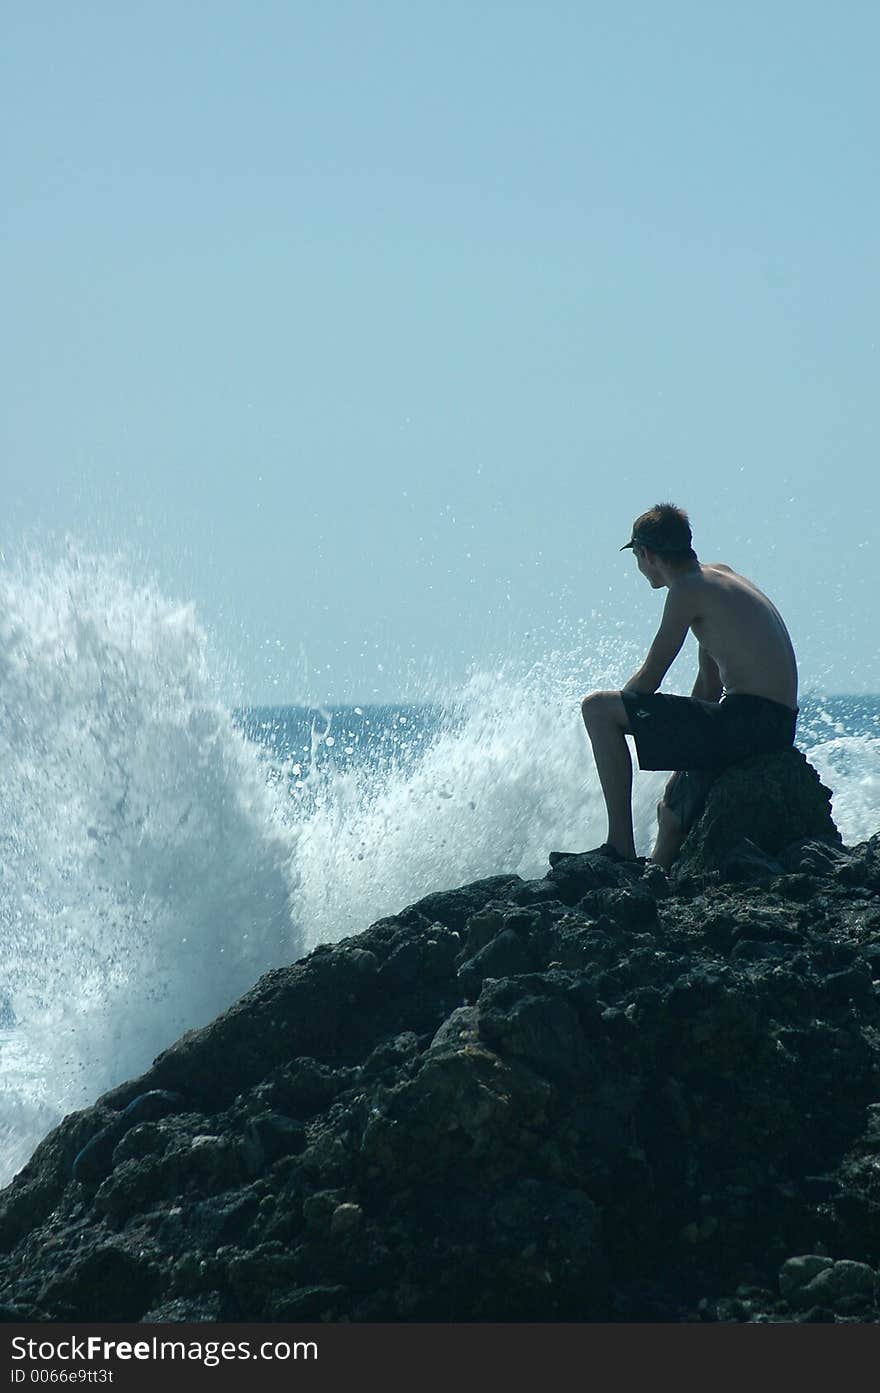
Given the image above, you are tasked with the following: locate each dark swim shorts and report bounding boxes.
[619,691,799,834]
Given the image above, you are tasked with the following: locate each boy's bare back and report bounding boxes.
[673,563,798,709]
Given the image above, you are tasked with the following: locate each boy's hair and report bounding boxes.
[627,502,698,566]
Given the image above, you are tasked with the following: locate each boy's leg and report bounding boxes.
[580,692,637,859]
[650,798,685,869]
[650,770,715,869]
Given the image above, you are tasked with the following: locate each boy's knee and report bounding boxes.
[580,691,617,726]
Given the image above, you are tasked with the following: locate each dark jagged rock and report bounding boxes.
[2,833,880,1323]
[72,1091,187,1185]
[674,748,841,879]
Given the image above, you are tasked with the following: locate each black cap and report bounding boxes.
[621,505,694,556]
[621,531,686,554]
[621,532,655,552]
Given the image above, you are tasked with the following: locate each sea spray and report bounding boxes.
[0,549,299,1181]
[287,652,668,950]
[803,733,880,848]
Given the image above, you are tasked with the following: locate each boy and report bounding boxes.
[574,503,798,868]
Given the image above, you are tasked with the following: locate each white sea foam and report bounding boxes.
[803,735,880,848]
[0,549,877,1186]
[288,655,667,950]
[0,549,299,1183]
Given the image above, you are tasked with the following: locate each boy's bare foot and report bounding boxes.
[549,844,644,867]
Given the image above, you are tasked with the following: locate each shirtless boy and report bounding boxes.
[575,502,799,869]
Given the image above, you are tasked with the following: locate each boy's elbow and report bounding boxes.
[632,669,663,695]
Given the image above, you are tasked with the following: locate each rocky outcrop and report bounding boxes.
[2,837,880,1324]
[675,748,840,879]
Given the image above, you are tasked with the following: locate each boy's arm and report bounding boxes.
[622,589,692,695]
[691,645,723,702]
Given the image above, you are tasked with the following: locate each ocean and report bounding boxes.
[1,554,878,1186]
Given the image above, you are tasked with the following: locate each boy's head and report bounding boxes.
[621,502,698,568]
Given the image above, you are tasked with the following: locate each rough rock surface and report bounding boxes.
[3,828,880,1324]
[674,748,840,879]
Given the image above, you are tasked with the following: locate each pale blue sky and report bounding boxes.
[3,1,878,701]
